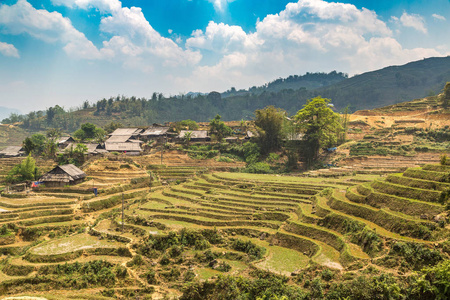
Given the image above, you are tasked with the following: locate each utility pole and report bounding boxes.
[121,193,124,233]
[160,142,163,165]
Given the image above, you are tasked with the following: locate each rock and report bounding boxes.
[209,259,218,268]
[420,214,429,220]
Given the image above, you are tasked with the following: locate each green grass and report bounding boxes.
[29,233,123,256]
[254,244,310,275]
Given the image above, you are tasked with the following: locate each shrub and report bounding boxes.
[216,261,232,272]
[321,269,334,281]
[231,239,266,260]
[243,162,273,174]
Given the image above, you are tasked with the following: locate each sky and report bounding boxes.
[0,0,449,113]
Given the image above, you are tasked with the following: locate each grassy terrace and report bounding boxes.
[0,154,448,298]
[124,172,393,271]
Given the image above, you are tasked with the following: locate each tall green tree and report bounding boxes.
[294,97,342,166]
[254,106,285,154]
[73,123,105,142]
[6,154,37,183]
[22,133,46,155]
[209,114,232,142]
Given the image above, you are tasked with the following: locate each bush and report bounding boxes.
[231,239,266,260]
[243,162,273,174]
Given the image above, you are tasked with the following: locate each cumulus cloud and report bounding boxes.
[398,12,427,33]
[53,0,201,69]
[0,41,20,58]
[432,14,446,21]
[0,0,103,59]
[187,21,261,53]
[177,0,445,93]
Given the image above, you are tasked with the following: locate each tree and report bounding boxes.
[22,133,46,155]
[6,154,37,183]
[174,120,199,132]
[254,106,285,154]
[209,114,232,142]
[443,82,450,109]
[73,123,105,142]
[294,96,342,166]
[183,131,192,146]
[103,121,123,134]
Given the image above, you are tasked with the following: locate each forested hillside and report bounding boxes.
[2,57,450,131]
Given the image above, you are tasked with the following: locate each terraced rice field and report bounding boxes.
[0,154,448,299]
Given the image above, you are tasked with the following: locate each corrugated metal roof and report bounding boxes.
[106,135,133,143]
[57,136,75,144]
[178,130,209,139]
[0,146,24,156]
[109,128,143,136]
[85,143,101,153]
[142,127,169,136]
[105,142,142,152]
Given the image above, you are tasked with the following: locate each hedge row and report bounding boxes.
[81,191,146,212]
[144,214,280,229]
[371,180,441,203]
[328,193,437,240]
[24,247,131,263]
[17,215,74,226]
[386,174,450,191]
[403,168,450,183]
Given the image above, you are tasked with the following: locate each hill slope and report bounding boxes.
[318,56,450,110]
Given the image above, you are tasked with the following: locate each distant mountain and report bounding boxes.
[0,107,21,123]
[222,71,348,98]
[317,56,450,111]
[3,57,450,130]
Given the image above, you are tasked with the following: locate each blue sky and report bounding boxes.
[0,0,449,113]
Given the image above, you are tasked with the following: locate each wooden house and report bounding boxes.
[39,164,86,187]
[57,136,75,149]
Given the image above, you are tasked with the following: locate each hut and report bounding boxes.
[39,164,86,187]
[104,142,143,155]
[108,128,144,139]
[141,126,170,142]
[57,136,75,149]
[0,146,24,158]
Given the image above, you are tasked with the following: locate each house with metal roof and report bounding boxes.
[141,126,170,139]
[39,164,86,187]
[85,143,108,155]
[57,136,75,149]
[104,142,143,155]
[0,146,25,158]
[108,128,144,137]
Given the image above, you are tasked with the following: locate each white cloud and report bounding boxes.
[0,41,20,58]
[399,12,427,33]
[52,0,121,13]
[207,0,235,13]
[53,0,202,68]
[175,0,446,93]
[187,21,261,53]
[432,14,446,21]
[0,0,102,59]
